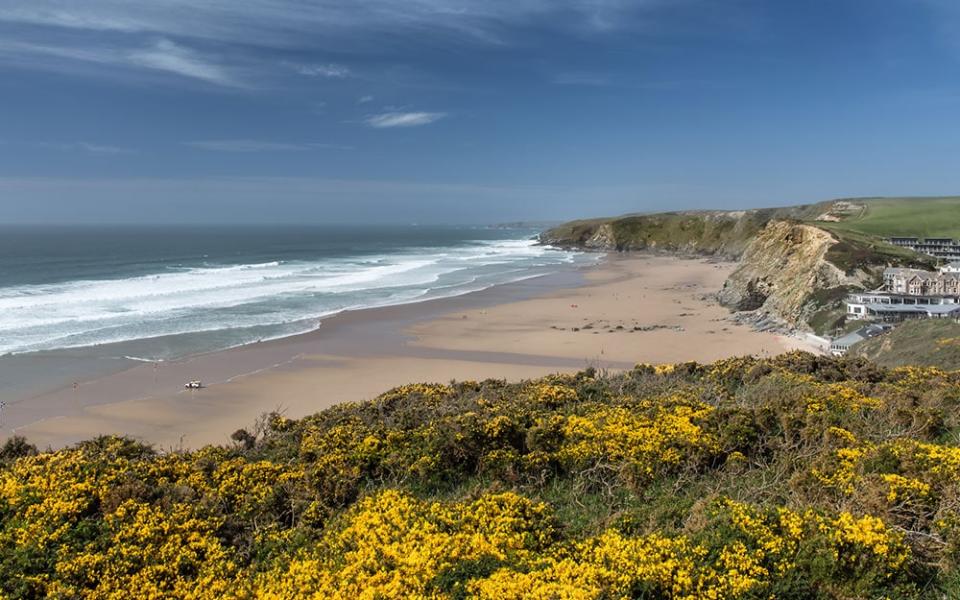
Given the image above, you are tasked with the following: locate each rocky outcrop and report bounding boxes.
[581,223,616,250]
[717,221,867,329]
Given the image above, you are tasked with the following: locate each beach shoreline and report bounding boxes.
[2,253,821,450]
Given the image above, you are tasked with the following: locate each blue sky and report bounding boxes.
[1,0,959,224]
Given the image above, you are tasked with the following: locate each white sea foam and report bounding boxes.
[0,238,583,356]
[122,355,165,363]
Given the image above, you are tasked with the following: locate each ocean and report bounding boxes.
[0,225,588,399]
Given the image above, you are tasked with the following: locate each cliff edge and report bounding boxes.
[544,201,935,334]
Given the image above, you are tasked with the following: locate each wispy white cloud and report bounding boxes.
[34,141,133,154]
[128,39,236,86]
[185,139,352,152]
[358,95,375,103]
[365,111,446,128]
[0,1,682,89]
[0,37,239,87]
[0,38,115,65]
[291,62,351,78]
[0,1,659,43]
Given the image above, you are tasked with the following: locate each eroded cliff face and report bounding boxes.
[581,223,617,249]
[717,221,864,329]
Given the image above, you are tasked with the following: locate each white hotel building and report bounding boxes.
[846,267,960,322]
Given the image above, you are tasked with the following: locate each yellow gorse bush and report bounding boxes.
[471,499,909,600]
[252,490,909,600]
[257,489,555,599]
[555,400,717,478]
[3,354,960,598]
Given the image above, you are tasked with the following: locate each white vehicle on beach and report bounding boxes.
[184,380,203,389]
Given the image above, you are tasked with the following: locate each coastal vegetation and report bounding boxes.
[540,211,776,257]
[4,353,960,597]
[850,319,960,369]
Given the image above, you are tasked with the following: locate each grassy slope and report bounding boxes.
[850,319,960,369]
[814,227,935,281]
[817,197,960,239]
[603,211,769,255]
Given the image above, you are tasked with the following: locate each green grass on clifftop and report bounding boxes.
[817,197,960,239]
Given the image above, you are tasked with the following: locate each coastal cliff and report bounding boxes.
[544,201,936,333]
[717,220,934,331]
[716,221,860,330]
[540,210,789,258]
[718,222,839,310]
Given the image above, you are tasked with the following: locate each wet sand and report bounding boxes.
[3,255,819,450]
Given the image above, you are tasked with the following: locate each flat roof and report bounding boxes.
[866,304,960,314]
[831,334,866,346]
[831,325,887,347]
[850,293,960,301]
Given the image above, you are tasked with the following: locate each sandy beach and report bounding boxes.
[3,254,820,450]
